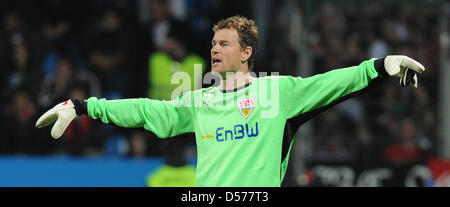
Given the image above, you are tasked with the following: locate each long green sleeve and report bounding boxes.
[280,58,381,119]
[87,96,195,138]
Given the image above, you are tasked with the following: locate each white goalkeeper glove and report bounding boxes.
[35,99,87,139]
[384,55,425,88]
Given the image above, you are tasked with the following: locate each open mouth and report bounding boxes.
[212,57,222,65]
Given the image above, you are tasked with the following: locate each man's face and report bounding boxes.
[211,29,243,74]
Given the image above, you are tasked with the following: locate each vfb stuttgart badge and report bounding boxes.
[238,97,255,119]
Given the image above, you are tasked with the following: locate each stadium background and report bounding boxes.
[0,0,449,187]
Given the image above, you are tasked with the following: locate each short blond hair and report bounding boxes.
[213,15,258,71]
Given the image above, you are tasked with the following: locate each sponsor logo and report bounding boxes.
[215,122,259,142]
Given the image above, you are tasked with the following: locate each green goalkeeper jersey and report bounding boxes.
[86,58,385,187]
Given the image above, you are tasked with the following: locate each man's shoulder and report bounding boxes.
[254,75,303,80]
[177,87,217,99]
[253,75,304,85]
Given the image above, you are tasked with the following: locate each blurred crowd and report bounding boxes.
[0,0,442,167]
[0,0,249,158]
[308,1,439,164]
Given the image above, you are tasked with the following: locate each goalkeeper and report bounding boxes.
[36,16,425,187]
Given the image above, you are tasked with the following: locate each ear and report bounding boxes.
[241,46,253,63]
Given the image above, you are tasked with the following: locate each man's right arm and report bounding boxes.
[36,96,195,139]
[85,97,194,138]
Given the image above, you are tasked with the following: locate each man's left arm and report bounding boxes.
[280,55,425,119]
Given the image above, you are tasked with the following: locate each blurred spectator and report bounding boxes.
[0,12,40,106]
[128,131,148,158]
[311,108,356,162]
[1,43,42,106]
[147,36,205,100]
[86,9,132,98]
[0,10,43,73]
[39,0,89,48]
[145,137,196,187]
[1,12,27,47]
[383,118,423,164]
[135,0,201,97]
[37,55,101,108]
[1,89,50,154]
[265,3,300,75]
[37,56,77,108]
[128,130,159,158]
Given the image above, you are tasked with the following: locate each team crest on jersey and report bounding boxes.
[238,97,255,119]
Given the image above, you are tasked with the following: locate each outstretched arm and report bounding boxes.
[36,96,195,139]
[280,55,425,120]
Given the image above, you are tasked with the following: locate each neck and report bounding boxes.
[220,70,254,91]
